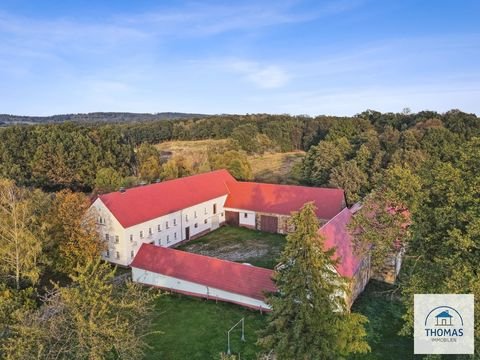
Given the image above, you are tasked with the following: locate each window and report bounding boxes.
[115,251,120,259]
[140,231,144,238]
[173,219,176,226]
[221,212,224,217]
[115,235,119,244]
[105,234,109,241]
[149,228,152,235]
[244,213,248,218]
[194,211,197,218]
[167,235,170,243]
[204,219,208,224]
[158,238,162,246]
[158,224,161,232]
[194,223,198,228]
[105,250,110,258]
[166,221,169,229]
[174,232,177,240]
[131,250,134,258]
[185,214,188,222]
[204,207,207,215]
[213,203,217,215]
[130,234,133,242]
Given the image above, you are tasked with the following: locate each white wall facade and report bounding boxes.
[132,267,270,310]
[92,195,227,266]
[224,207,256,227]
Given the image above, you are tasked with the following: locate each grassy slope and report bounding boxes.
[144,294,267,360]
[155,139,305,184]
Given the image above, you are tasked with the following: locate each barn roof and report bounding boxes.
[225,181,345,220]
[319,207,361,278]
[97,170,346,228]
[131,243,276,300]
[97,169,235,228]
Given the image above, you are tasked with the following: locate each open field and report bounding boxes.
[143,281,412,360]
[249,151,304,184]
[176,226,286,269]
[155,139,305,184]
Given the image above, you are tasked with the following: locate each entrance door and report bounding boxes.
[260,215,278,233]
[185,226,190,240]
[225,211,239,226]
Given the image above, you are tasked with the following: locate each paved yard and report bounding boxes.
[176,226,286,269]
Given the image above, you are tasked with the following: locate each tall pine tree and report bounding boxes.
[258,202,370,359]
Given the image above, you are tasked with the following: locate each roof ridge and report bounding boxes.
[150,244,273,273]
[319,206,351,231]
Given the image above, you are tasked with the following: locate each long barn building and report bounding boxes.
[91,169,401,308]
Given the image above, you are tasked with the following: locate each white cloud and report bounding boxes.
[228,60,290,89]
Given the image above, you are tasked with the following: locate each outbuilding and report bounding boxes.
[131,243,276,311]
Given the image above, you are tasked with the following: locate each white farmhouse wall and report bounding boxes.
[93,194,228,266]
[132,267,270,310]
[224,207,256,228]
[91,198,128,266]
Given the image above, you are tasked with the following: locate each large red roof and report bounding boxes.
[131,243,276,300]
[225,181,345,220]
[98,169,235,228]
[319,207,361,278]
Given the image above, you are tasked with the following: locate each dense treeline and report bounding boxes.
[2,110,477,192]
[0,112,206,124]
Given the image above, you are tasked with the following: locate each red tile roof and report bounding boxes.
[131,243,276,301]
[319,207,361,278]
[98,170,235,228]
[225,181,345,220]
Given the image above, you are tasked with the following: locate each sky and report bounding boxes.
[0,0,479,116]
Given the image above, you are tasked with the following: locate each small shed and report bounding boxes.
[131,243,276,311]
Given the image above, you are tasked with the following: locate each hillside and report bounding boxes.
[155,139,305,184]
[0,112,209,125]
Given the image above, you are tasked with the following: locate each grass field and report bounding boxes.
[144,294,266,360]
[176,226,286,269]
[155,139,305,184]
[249,151,304,184]
[143,281,413,360]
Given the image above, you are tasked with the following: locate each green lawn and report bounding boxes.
[176,226,286,269]
[144,294,267,360]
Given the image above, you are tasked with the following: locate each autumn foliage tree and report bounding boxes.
[2,260,158,359]
[46,190,104,274]
[0,180,43,290]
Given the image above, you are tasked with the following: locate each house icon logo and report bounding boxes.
[422,305,465,342]
[414,294,474,355]
[435,309,453,327]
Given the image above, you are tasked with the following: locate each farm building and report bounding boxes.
[91,169,404,308]
[131,243,276,311]
[91,169,346,266]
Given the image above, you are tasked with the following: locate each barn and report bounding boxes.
[224,181,346,234]
[131,243,276,311]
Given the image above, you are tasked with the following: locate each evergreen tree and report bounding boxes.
[258,203,370,359]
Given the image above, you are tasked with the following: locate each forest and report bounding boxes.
[0,108,479,358]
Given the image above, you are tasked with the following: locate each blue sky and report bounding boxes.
[0,0,479,116]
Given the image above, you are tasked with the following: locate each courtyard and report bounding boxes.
[175,225,286,269]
